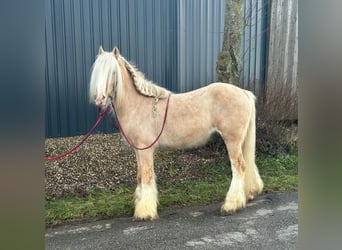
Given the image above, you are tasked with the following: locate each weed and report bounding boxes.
[256,83,298,155]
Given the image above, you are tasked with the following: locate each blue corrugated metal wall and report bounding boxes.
[45,0,225,138]
[178,0,225,92]
[46,0,270,138]
[241,0,269,95]
[45,0,179,137]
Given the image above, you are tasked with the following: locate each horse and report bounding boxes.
[89,46,264,221]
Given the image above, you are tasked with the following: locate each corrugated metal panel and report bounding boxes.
[241,0,269,95]
[45,0,178,137]
[177,0,225,92]
[45,0,227,137]
[267,0,298,90]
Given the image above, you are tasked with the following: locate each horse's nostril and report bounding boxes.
[95,95,106,105]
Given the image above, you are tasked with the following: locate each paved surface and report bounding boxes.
[46,192,298,249]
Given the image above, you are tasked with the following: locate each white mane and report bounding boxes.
[89,51,169,107]
[120,57,169,99]
[89,52,123,106]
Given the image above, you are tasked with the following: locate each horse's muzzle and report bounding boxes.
[95,95,105,105]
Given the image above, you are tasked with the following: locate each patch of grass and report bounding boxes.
[158,176,230,210]
[45,153,297,226]
[45,186,134,226]
[257,153,298,192]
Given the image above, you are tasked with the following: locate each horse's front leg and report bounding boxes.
[133,149,158,220]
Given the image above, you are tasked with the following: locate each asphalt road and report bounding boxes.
[46,191,298,249]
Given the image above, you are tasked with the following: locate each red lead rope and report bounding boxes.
[45,94,171,160]
[44,106,111,161]
[111,93,171,150]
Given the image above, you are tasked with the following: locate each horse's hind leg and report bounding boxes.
[221,139,247,215]
[133,149,159,221]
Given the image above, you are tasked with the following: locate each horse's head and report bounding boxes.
[89,46,123,108]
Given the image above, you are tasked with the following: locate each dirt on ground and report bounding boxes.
[45,133,228,199]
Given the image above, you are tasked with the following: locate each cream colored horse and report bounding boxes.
[89,46,263,220]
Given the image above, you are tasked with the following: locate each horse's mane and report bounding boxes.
[89,52,169,108]
[120,56,169,99]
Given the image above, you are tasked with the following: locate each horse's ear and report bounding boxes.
[113,47,120,58]
[98,45,104,55]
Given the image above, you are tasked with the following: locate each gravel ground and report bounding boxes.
[45,122,297,199]
[45,133,227,199]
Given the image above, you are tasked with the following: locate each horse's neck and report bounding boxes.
[115,66,146,117]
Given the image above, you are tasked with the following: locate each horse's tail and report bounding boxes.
[242,91,264,199]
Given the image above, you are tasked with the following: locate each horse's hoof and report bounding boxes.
[133,214,159,221]
[246,194,255,201]
[220,195,246,216]
[220,206,236,216]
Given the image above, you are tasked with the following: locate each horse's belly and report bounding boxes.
[160,125,217,149]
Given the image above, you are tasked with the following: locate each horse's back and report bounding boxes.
[174,82,247,98]
[197,82,252,106]
[208,82,251,95]
[170,82,252,112]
